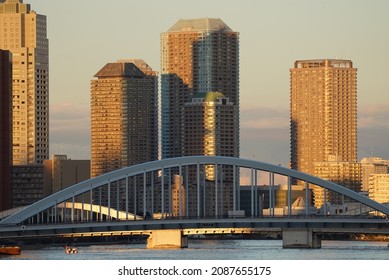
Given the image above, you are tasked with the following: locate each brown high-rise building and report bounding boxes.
[183,91,238,216]
[0,0,49,165]
[90,60,158,178]
[161,18,240,159]
[0,50,12,211]
[290,59,357,173]
[183,92,238,179]
[290,59,358,207]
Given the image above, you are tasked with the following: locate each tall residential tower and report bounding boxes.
[161,18,240,159]
[290,59,358,207]
[90,60,158,178]
[0,0,49,165]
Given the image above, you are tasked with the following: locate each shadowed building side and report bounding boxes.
[90,60,158,178]
[0,50,12,211]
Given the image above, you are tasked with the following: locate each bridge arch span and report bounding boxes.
[1,156,389,225]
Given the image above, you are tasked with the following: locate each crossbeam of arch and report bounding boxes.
[1,156,389,225]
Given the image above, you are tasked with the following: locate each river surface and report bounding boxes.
[2,239,389,260]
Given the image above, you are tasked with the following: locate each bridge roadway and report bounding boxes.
[1,217,389,240]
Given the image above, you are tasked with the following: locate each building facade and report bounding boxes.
[43,155,90,195]
[360,157,389,192]
[90,60,158,178]
[161,18,240,160]
[368,174,389,204]
[0,49,12,211]
[314,159,361,208]
[183,92,238,179]
[290,59,358,207]
[12,164,44,208]
[0,0,49,165]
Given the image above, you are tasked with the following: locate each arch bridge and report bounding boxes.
[1,156,388,248]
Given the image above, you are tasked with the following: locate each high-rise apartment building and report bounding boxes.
[0,0,49,165]
[290,59,358,207]
[290,59,357,174]
[90,60,158,177]
[161,18,240,159]
[183,92,237,179]
[0,49,12,211]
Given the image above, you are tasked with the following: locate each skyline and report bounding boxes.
[24,0,389,165]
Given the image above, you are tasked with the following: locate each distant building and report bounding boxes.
[12,165,44,208]
[360,157,389,192]
[43,155,90,195]
[368,174,389,204]
[0,49,12,211]
[314,159,361,208]
[90,59,158,177]
[290,59,357,174]
[290,59,358,206]
[171,175,186,217]
[240,185,314,216]
[161,18,240,160]
[183,92,238,179]
[0,0,49,165]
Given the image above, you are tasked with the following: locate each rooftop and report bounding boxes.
[94,62,145,78]
[167,18,234,33]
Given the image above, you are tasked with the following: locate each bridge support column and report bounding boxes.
[282,229,321,249]
[146,230,188,249]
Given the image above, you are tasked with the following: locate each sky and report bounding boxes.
[25,0,389,165]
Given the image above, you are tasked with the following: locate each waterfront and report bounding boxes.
[2,239,388,260]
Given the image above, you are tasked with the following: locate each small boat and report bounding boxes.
[0,245,21,255]
[65,244,78,254]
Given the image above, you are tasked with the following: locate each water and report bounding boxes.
[2,239,389,260]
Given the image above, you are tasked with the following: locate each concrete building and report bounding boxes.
[0,0,49,165]
[90,60,158,178]
[182,92,238,216]
[361,157,389,192]
[314,159,361,208]
[183,92,238,179]
[43,155,90,195]
[161,18,240,160]
[368,174,389,204]
[0,50,12,211]
[12,164,44,208]
[290,59,358,206]
[290,59,357,174]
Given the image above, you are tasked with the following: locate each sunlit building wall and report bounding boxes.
[0,0,49,165]
[314,159,361,208]
[360,157,389,192]
[368,174,389,204]
[290,59,358,206]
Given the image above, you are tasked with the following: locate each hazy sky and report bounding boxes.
[26,0,389,165]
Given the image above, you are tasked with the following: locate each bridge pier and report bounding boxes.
[146,230,188,249]
[282,229,321,249]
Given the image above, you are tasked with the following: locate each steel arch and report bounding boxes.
[1,156,389,225]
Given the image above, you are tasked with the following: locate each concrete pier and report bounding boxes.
[282,229,321,249]
[146,229,188,249]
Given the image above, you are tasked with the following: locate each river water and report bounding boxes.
[2,239,389,260]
